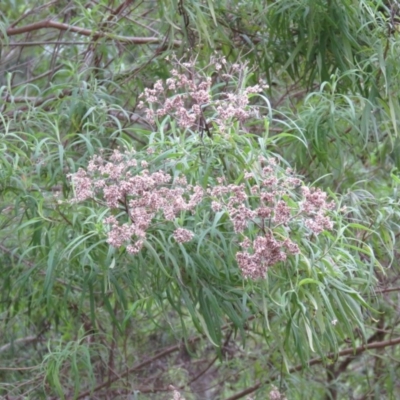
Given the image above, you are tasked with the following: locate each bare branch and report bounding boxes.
[6,20,180,46]
[376,286,400,294]
[0,336,39,354]
[8,41,91,46]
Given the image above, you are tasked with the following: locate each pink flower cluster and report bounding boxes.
[301,186,335,233]
[138,69,212,129]
[137,56,265,132]
[69,149,202,253]
[269,385,287,400]
[210,158,335,279]
[70,152,335,280]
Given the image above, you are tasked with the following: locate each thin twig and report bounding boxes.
[0,336,39,354]
[6,19,180,46]
[376,286,400,294]
[8,41,91,46]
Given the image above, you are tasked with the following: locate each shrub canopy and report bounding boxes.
[1,0,400,399]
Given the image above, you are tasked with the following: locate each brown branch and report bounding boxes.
[5,20,179,46]
[225,336,400,400]
[0,336,39,354]
[1,95,44,104]
[6,20,98,37]
[376,286,400,294]
[8,0,60,28]
[0,365,39,371]
[106,0,134,21]
[8,41,91,46]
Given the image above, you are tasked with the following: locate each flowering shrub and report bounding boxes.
[209,158,335,278]
[72,59,334,279]
[70,57,336,279]
[70,151,335,279]
[138,55,268,134]
[69,149,204,254]
[64,57,375,390]
[69,59,334,279]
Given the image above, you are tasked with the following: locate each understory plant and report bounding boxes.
[3,1,399,395]
[68,58,375,365]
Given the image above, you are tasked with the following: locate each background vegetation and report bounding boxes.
[1,0,400,399]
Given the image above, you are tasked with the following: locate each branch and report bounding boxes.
[225,336,400,400]
[8,0,59,29]
[0,336,39,354]
[5,20,180,46]
[8,41,91,46]
[376,286,400,294]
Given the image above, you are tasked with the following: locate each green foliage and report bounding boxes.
[0,0,400,399]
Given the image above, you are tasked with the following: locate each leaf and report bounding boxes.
[298,278,325,287]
